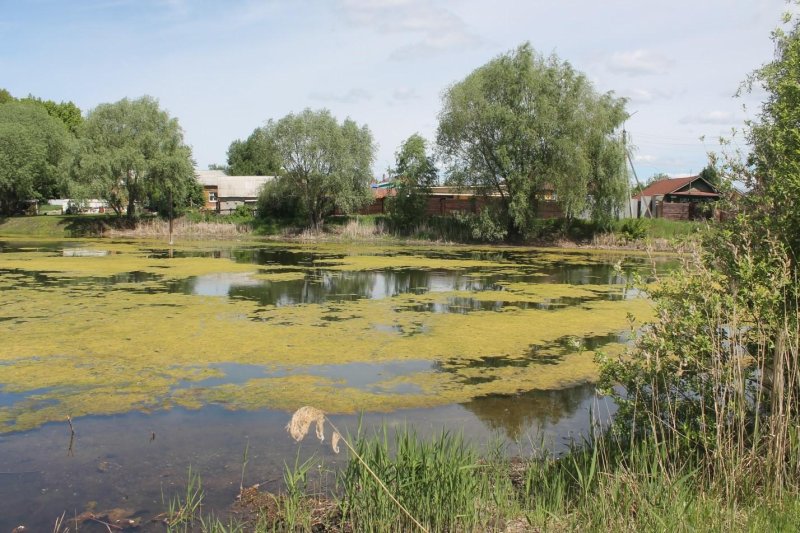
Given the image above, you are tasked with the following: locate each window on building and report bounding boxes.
[208,191,218,201]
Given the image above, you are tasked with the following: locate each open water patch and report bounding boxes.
[171,360,432,397]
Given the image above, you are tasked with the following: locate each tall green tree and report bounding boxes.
[601,8,800,491]
[19,96,83,136]
[227,127,281,176]
[698,164,720,187]
[260,109,375,229]
[0,89,83,135]
[386,133,438,229]
[437,43,628,234]
[742,11,800,258]
[76,96,195,217]
[0,102,73,214]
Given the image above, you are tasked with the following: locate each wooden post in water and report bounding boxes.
[168,189,174,246]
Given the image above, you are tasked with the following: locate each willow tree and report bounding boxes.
[76,96,194,217]
[386,133,438,229]
[0,102,73,214]
[263,109,374,229]
[226,126,281,176]
[437,43,628,234]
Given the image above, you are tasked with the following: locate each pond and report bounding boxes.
[0,238,675,529]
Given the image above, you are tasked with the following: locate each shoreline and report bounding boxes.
[0,213,697,253]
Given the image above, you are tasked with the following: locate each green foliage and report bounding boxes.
[256,177,305,223]
[226,127,281,176]
[743,9,800,259]
[339,427,482,531]
[207,163,228,172]
[437,42,628,235]
[280,451,315,530]
[698,164,720,187]
[165,467,205,531]
[19,95,83,136]
[452,207,508,242]
[0,89,83,135]
[149,179,205,218]
[259,108,375,229]
[386,133,438,230]
[75,96,195,217]
[617,218,648,241]
[0,102,73,214]
[599,8,800,500]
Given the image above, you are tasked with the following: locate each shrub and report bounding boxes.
[617,218,648,241]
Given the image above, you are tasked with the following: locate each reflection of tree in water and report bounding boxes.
[459,384,596,441]
[224,269,499,307]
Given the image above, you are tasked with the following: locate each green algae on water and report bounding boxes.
[0,240,660,433]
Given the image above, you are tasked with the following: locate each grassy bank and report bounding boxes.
[0,212,706,249]
[151,423,800,532]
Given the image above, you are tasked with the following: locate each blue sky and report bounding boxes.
[0,0,790,179]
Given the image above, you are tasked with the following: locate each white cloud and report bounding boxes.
[607,49,674,76]
[635,154,657,163]
[392,87,421,101]
[680,110,736,125]
[309,88,372,104]
[336,0,482,59]
[668,172,695,178]
[622,87,674,104]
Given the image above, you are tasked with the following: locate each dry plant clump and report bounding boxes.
[107,218,250,238]
[286,406,341,454]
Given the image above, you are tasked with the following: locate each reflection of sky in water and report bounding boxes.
[191,272,262,297]
[181,265,637,311]
[0,382,614,530]
[0,241,667,529]
[174,360,430,395]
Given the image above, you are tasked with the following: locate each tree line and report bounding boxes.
[0,91,200,217]
[1,42,632,236]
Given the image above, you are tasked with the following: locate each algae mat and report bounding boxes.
[0,239,663,433]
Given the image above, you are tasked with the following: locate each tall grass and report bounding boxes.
[339,427,483,531]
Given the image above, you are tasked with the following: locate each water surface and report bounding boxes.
[0,238,675,528]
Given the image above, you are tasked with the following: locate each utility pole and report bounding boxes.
[622,117,652,219]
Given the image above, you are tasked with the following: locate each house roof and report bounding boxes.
[634,176,695,198]
[633,175,719,199]
[194,171,274,199]
[670,190,719,197]
[217,175,274,198]
[195,170,227,186]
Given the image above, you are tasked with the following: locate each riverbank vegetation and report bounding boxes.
[151,8,800,532]
[0,212,705,251]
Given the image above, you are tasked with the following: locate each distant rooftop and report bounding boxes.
[194,170,275,198]
[631,175,723,199]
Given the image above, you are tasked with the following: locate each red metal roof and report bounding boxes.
[670,190,720,197]
[633,176,696,198]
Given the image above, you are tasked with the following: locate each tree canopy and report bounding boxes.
[259,109,375,229]
[226,127,281,176]
[742,12,800,257]
[0,89,83,135]
[0,102,73,214]
[437,43,628,234]
[75,96,195,217]
[386,133,438,229]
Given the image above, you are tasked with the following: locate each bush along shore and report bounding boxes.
[0,211,706,251]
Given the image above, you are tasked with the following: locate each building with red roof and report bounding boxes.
[632,175,720,220]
